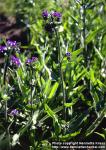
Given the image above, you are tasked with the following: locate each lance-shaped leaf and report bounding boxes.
[48,82,59,99]
[85,106,106,136]
[59,130,81,141]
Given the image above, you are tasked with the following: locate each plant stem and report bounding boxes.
[81,0,90,89]
[3,49,12,150]
[55,29,66,122]
[82,0,90,70]
[3,53,10,121]
[30,66,33,117]
[3,49,12,121]
[82,0,87,67]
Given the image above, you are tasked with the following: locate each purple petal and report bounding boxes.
[0,46,7,53]
[42,10,49,19]
[52,11,62,18]
[7,40,17,47]
[10,109,19,116]
[11,55,21,67]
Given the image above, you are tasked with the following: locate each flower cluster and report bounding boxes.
[51,11,62,21]
[0,40,39,69]
[6,40,20,52]
[10,109,19,116]
[26,57,38,65]
[11,55,21,67]
[7,40,17,47]
[42,10,62,34]
[42,10,62,21]
[0,40,20,54]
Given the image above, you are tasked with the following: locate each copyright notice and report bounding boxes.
[51,141,106,149]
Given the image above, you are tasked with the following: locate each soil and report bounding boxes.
[0,14,27,44]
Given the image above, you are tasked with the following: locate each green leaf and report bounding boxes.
[48,82,59,99]
[41,77,45,87]
[85,26,106,44]
[70,15,78,23]
[90,89,99,103]
[16,71,23,93]
[90,68,96,83]
[59,130,81,140]
[41,140,51,150]
[94,46,103,60]
[1,94,10,101]
[64,101,77,107]
[68,113,89,133]
[75,69,87,85]
[44,104,60,135]
[44,104,57,121]
[39,106,63,124]
[69,85,85,97]
[85,107,106,136]
[72,48,83,59]
[43,80,51,98]
[94,132,105,140]
[97,79,106,89]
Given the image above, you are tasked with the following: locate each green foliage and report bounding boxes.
[0,0,106,149]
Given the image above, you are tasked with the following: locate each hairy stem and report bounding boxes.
[55,29,66,122]
[3,49,12,150]
[3,50,12,121]
[82,0,87,67]
[30,66,33,117]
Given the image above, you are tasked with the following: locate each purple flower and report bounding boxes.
[26,57,38,65]
[42,10,49,20]
[66,52,71,61]
[66,52,71,57]
[0,46,7,53]
[10,109,19,116]
[26,58,32,64]
[31,57,38,62]
[52,11,62,21]
[7,40,17,47]
[11,55,21,67]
